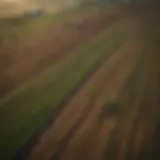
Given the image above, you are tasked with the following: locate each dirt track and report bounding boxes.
[0,9,120,98]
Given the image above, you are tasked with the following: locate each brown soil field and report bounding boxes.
[26,31,141,160]
[109,8,160,160]
[0,8,120,98]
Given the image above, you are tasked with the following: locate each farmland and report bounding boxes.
[0,2,160,160]
[0,4,118,98]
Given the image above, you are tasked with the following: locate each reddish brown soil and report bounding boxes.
[115,50,160,160]
[115,47,151,160]
[26,34,141,160]
[0,8,120,98]
[113,10,160,160]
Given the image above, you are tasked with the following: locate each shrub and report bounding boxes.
[104,100,120,118]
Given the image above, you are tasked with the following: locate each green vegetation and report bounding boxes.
[104,100,120,117]
[0,19,133,159]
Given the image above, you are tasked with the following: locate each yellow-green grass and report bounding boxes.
[0,19,134,160]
